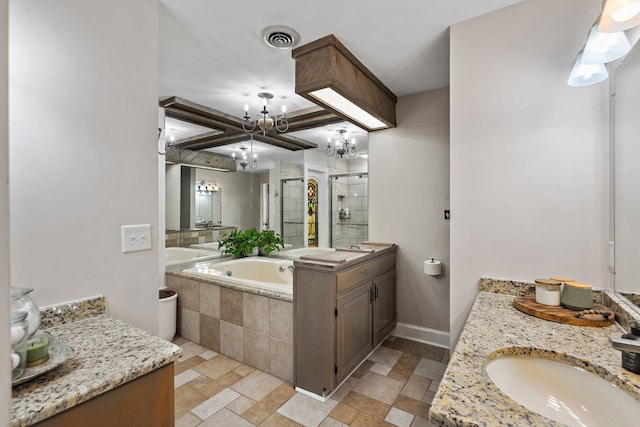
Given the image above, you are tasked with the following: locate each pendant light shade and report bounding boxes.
[599,0,640,32]
[567,51,609,86]
[582,24,631,64]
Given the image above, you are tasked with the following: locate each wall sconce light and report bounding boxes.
[600,0,640,32]
[582,22,631,64]
[242,92,288,136]
[292,34,397,132]
[196,181,219,194]
[326,129,357,158]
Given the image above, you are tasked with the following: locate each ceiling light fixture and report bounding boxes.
[326,129,356,158]
[567,51,609,86]
[600,0,640,32]
[582,22,631,64]
[292,34,397,132]
[242,92,288,136]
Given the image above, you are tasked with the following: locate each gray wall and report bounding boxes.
[450,0,610,347]
[369,88,451,347]
[9,0,160,331]
[1,0,9,422]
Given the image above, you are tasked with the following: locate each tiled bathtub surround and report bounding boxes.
[429,292,640,426]
[165,227,235,248]
[167,273,294,383]
[39,295,106,328]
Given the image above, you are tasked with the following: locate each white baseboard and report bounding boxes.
[391,322,450,349]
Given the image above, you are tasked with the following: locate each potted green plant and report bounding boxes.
[256,230,285,255]
[217,229,284,258]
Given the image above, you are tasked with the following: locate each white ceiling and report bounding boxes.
[159,0,524,165]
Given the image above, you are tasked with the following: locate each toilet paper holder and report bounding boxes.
[424,258,442,276]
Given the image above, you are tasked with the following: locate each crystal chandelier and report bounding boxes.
[326,129,356,158]
[242,92,288,135]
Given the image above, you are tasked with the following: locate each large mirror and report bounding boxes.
[163,115,369,250]
[613,32,640,310]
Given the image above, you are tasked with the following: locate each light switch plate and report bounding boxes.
[121,224,152,253]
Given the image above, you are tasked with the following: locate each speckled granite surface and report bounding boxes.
[11,315,182,427]
[429,292,640,427]
[39,296,106,328]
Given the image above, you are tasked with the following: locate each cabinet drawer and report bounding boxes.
[336,252,396,294]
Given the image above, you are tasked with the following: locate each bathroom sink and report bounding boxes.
[486,356,640,426]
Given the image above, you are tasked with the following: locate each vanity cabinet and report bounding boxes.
[293,244,396,398]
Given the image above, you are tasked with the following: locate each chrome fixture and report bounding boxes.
[610,336,640,353]
[242,92,288,136]
[326,129,356,158]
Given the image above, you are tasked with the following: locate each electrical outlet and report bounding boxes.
[444,209,451,221]
[121,224,152,253]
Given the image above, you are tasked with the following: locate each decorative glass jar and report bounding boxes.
[11,311,28,381]
[11,286,40,337]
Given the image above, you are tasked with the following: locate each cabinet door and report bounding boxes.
[336,280,373,385]
[373,269,396,346]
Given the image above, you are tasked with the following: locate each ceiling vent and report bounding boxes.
[262,26,300,49]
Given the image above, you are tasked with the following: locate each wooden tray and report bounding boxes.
[512,296,615,327]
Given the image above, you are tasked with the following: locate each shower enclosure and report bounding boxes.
[280,178,305,248]
[330,173,368,248]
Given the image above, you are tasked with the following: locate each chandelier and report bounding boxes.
[326,129,356,158]
[233,147,257,170]
[242,92,289,135]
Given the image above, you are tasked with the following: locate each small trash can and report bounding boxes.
[158,289,177,341]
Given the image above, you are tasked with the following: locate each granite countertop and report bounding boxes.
[11,315,182,427]
[429,292,640,426]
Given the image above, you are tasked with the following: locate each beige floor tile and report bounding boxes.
[200,408,254,427]
[330,376,358,402]
[388,353,421,382]
[382,338,445,361]
[187,371,242,398]
[234,363,256,377]
[175,411,202,427]
[350,412,394,427]
[410,415,439,427]
[319,417,349,427]
[328,402,360,424]
[370,362,392,376]
[241,384,296,425]
[277,393,338,427]
[174,355,206,375]
[413,359,447,381]
[175,368,202,389]
[172,336,189,346]
[351,360,374,379]
[194,354,242,380]
[385,407,415,427]
[352,372,404,405]
[259,412,304,426]
[226,395,256,415]
[231,369,285,401]
[400,374,431,401]
[191,388,241,420]
[341,391,391,420]
[178,340,208,362]
[174,384,208,419]
[422,391,436,404]
[392,395,430,418]
[199,350,218,360]
[368,345,403,367]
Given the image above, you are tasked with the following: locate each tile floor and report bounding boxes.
[172,335,448,426]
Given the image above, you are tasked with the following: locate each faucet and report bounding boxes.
[610,336,640,354]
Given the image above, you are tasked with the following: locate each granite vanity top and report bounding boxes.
[429,292,640,426]
[11,314,182,426]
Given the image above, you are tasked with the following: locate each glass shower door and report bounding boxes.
[330,173,368,248]
[280,178,304,248]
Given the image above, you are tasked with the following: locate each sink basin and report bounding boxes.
[486,356,640,426]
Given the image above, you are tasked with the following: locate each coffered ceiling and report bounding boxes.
[159,0,524,159]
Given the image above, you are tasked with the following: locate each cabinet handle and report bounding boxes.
[374,286,379,299]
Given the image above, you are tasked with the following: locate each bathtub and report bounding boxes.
[165,247,222,266]
[190,242,219,250]
[276,247,335,258]
[181,257,293,295]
